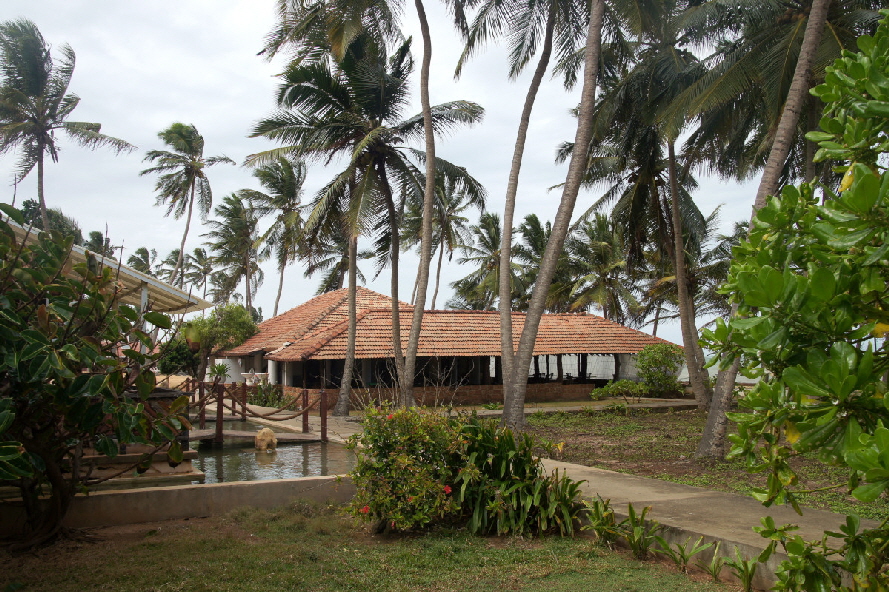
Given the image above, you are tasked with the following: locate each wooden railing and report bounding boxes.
[179,379,327,443]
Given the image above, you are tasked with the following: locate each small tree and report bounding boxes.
[635,343,685,397]
[705,13,889,586]
[157,337,200,378]
[182,303,257,382]
[0,204,186,548]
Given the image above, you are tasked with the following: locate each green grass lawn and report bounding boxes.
[2,501,738,592]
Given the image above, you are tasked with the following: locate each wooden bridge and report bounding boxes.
[178,380,329,445]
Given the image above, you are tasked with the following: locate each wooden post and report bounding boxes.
[320,389,328,442]
[214,383,224,444]
[613,354,621,381]
[199,381,206,430]
[302,388,309,433]
[240,382,247,421]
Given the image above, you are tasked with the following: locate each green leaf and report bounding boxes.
[851,480,889,502]
[143,311,172,330]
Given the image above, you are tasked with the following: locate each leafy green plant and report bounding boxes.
[654,535,714,573]
[480,402,503,410]
[456,415,585,536]
[590,379,648,401]
[582,496,623,548]
[635,343,684,397]
[703,11,889,587]
[695,541,726,583]
[249,382,287,407]
[209,363,230,383]
[623,503,661,559]
[0,204,186,548]
[724,547,758,592]
[157,336,199,377]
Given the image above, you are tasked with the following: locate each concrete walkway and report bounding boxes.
[245,401,870,589]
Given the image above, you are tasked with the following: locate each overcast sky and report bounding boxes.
[0,1,758,345]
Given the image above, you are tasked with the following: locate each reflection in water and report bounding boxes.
[193,441,356,484]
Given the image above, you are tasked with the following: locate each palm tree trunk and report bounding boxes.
[499,6,557,413]
[668,142,712,408]
[274,263,285,317]
[334,235,358,416]
[431,241,444,309]
[699,0,831,458]
[171,185,195,286]
[753,0,832,210]
[37,146,49,232]
[502,0,606,429]
[244,256,252,313]
[378,162,408,404]
[403,0,435,408]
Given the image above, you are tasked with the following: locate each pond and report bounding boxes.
[191,421,356,484]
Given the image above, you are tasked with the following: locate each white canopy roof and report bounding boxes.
[6,218,213,315]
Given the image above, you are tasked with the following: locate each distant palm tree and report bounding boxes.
[450,212,524,310]
[184,247,214,300]
[0,19,135,231]
[243,157,307,317]
[203,193,266,313]
[140,123,234,286]
[127,247,158,277]
[566,214,640,325]
[156,249,182,287]
[401,172,485,309]
[83,230,115,258]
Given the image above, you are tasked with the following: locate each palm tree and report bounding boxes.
[244,157,307,317]
[184,247,214,300]
[140,123,235,286]
[127,247,158,277]
[83,230,115,258]
[401,171,485,309]
[203,193,266,313]
[155,249,183,287]
[565,214,640,324]
[0,19,134,231]
[512,214,573,313]
[250,36,483,412]
[449,212,525,311]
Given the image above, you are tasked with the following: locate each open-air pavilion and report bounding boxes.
[220,287,674,405]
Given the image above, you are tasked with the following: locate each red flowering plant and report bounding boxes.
[346,406,464,531]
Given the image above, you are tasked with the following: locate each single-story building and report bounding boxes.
[219,287,675,405]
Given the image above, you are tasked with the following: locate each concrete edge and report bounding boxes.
[0,475,356,537]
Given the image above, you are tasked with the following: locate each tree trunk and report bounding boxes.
[752,0,832,211]
[334,235,358,416]
[403,0,435,408]
[668,142,712,408]
[502,0,605,429]
[699,0,831,457]
[37,147,50,233]
[499,6,557,413]
[431,240,444,309]
[378,163,408,406]
[171,185,195,286]
[274,263,284,317]
[557,354,563,381]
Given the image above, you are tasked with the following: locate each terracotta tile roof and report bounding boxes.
[221,287,674,361]
[220,287,407,357]
[267,309,673,360]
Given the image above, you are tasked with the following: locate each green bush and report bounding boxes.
[348,409,585,536]
[249,382,288,407]
[347,408,462,531]
[590,379,648,400]
[635,343,684,397]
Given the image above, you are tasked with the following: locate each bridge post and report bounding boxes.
[302,388,309,433]
[320,389,327,442]
[215,383,224,444]
[199,381,206,430]
[240,382,247,421]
